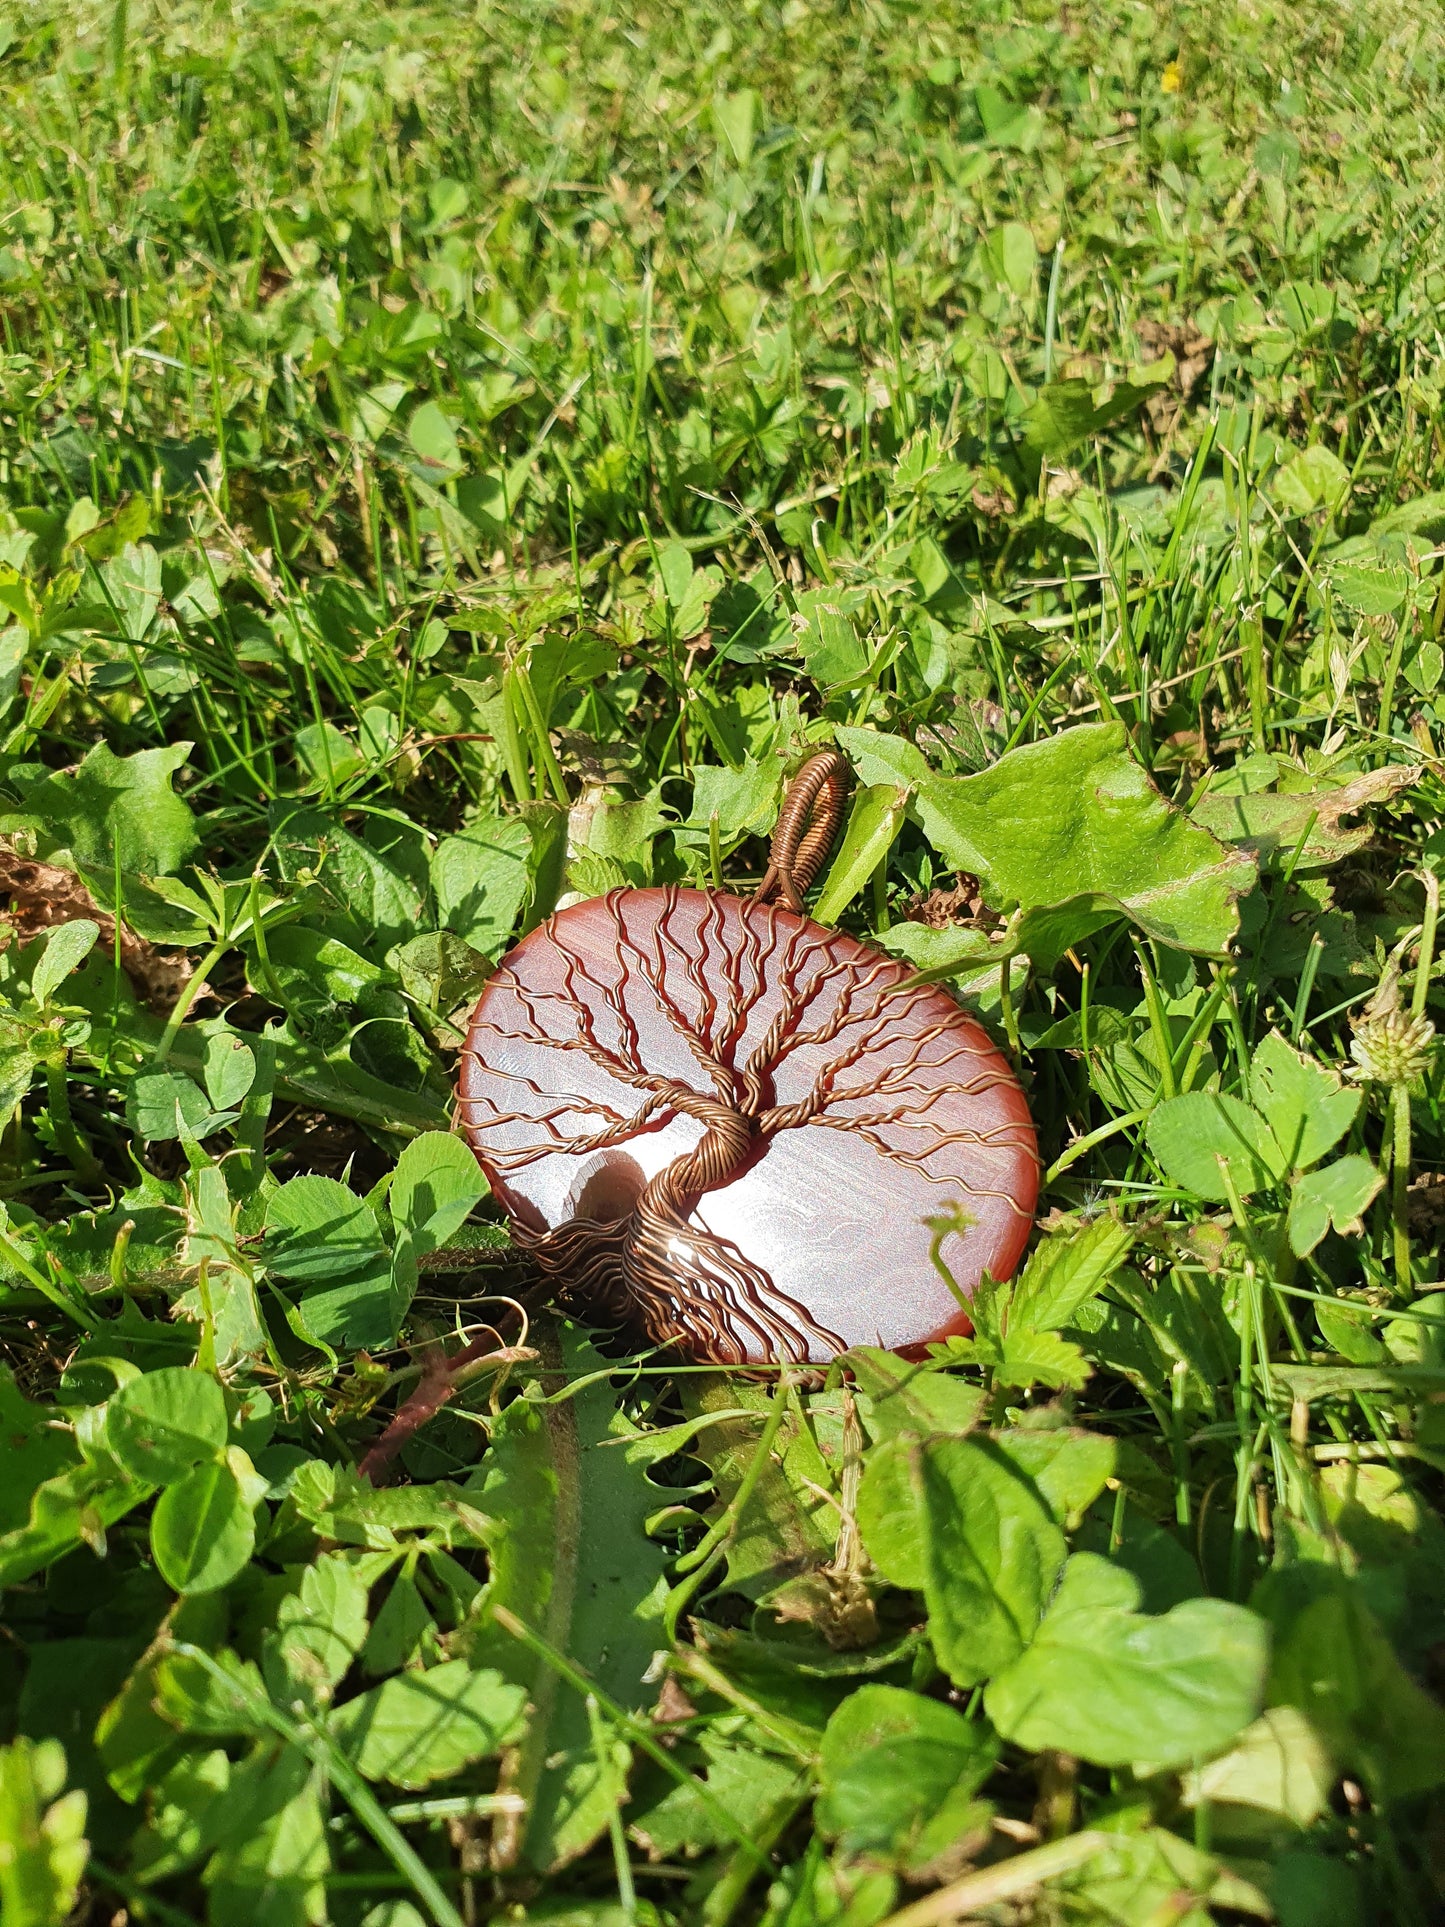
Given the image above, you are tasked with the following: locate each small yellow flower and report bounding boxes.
[1161,60,1183,95]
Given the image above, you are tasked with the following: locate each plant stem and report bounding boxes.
[1392,1081,1412,1294]
[153,936,229,1064]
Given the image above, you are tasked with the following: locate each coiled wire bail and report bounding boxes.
[753,750,852,914]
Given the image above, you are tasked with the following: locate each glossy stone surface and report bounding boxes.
[458,886,1038,1363]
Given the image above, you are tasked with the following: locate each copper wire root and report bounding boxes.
[513,1074,843,1364]
[754,750,852,913]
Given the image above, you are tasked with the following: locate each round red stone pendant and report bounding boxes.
[458,886,1038,1365]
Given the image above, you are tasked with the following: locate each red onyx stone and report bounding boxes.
[458,886,1038,1365]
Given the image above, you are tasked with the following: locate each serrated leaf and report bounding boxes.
[24,741,199,877]
[1009,1214,1134,1333]
[329,1660,527,1789]
[0,1738,89,1927]
[1330,560,1409,616]
[847,1347,987,1444]
[1145,1091,1284,1201]
[1250,1030,1360,1172]
[686,759,783,843]
[994,1327,1091,1391]
[985,1552,1268,1767]
[271,1553,373,1706]
[432,814,532,956]
[1288,1155,1384,1256]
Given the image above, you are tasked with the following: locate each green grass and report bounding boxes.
[3,0,1445,1921]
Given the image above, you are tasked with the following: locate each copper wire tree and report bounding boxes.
[458,754,1039,1365]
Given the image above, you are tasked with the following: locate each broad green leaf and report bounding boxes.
[28,921,99,1006]
[1273,445,1350,516]
[1145,1091,1284,1201]
[203,1753,329,1927]
[571,788,669,864]
[816,1684,996,1874]
[915,723,1254,962]
[0,1738,88,1927]
[650,542,720,639]
[329,1660,527,1789]
[1179,1707,1333,1831]
[152,1648,269,1740]
[1329,560,1409,616]
[0,1045,42,1119]
[1255,1559,1445,1801]
[1009,1215,1134,1333]
[791,588,870,688]
[686,760,783,843]
[0,1456,154,1589]
[676,1375,839,1607]
[270,1553,374,1707]
[285,1461,489,1550]
[125,1068,216,1143]
[107,1368,227,1485]
[833,726,934,790]
[813,784,909,923]
[150,1459,255,1594]
[993,1327,1091,1391]
[858,1436,1065,1685]
[408,399,462,476]
[270,805,426,952]
[264,1175,389,1283]
[390,929,491,1017]
[995,1427,1116,1528]
[976,87,1044,151]
[0,1370,82,1536]
[713,88,757,166]
[361,1571,436,1678]
[1190,764,1418,871]
[23,742,199,877]
[980,220,1036,297]
[873,919,1004,978]
[432,814,533,955]
[102,540,162,638]
[389,1131,487,1253]
[201,1031,256,1113]
[1075,1504,1204,1613]
[1250,1030,1360,1171]
[631,1735,802,1861]
[1052,1825,1270,1923]
[854,1436,925,1590]
[985,1553,1268,1767]
[1288,1155,1383,1257]
[1018,376,1165,463]
[847,1347,986,1444]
